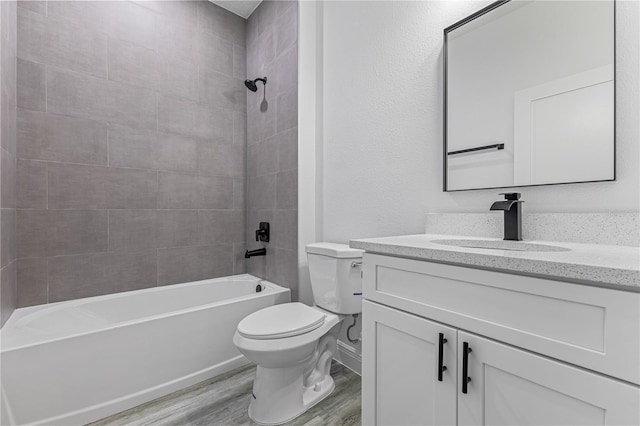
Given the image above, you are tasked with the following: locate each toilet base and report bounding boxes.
[246,324,341,425]
[248,369,335,425]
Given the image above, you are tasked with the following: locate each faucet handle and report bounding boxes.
[499,192,521,200]
[255,222,270,242]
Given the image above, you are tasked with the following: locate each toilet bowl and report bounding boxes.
[233,243,363,425]
[233,303,343,424]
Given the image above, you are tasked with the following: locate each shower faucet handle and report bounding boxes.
[255,222,270,242]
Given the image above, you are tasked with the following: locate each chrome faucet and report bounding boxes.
[490,193,524,241]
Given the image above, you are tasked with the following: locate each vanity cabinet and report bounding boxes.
[362,301,457,425]
[361,253,640,426]
[458,331,639,425]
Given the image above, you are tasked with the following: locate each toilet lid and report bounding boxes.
[237,303,326,339]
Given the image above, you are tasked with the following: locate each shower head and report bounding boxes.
[244,77,267,92]
[244,80,257,92]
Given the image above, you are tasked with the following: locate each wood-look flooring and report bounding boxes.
[90,361,361,426]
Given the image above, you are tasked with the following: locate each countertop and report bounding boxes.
[350,234,640,291]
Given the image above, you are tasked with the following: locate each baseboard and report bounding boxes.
[334,341,362,375]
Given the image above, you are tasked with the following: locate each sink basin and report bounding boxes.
[431,239,571,252]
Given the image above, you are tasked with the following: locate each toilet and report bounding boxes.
[233,242,363,425]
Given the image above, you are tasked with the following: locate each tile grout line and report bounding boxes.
[16,158,243,180]
[106,126,109,167]
[44,63,48,113]
[46,257,49,303]
[45,161,48,209]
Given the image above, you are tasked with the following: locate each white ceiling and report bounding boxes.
[210,0,262,19]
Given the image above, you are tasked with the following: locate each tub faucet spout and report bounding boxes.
[245,248,267,258]
[490,192,524,241]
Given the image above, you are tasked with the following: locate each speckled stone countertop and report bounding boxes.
[350,234,640,291]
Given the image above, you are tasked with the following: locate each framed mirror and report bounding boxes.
[443,0,615,192]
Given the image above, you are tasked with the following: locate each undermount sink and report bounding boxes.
[431,239,571,252]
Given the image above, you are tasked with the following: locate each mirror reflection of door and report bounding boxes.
[444,0,615,191]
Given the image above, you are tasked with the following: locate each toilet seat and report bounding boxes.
[237,302,326,340]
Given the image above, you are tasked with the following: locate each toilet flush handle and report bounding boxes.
[351,261,363,268]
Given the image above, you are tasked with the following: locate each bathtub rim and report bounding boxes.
[1,274,289,352]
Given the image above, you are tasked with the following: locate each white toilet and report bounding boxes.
[233,242,363,425]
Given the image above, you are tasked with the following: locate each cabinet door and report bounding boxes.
[458,331,640,426]
[362,300,457,426]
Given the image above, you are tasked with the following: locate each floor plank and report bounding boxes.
[90,361,361,426]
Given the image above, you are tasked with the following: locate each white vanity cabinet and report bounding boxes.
[361,253,640,426]
[458,332,639,426]
[362,300,458,425]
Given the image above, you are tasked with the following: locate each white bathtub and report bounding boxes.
[0,274,289,426]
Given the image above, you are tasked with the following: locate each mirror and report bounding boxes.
[444,0,615,191]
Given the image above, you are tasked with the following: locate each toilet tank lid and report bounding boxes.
[305,242,364,259]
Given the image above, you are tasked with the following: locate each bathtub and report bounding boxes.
[0,274,290,426]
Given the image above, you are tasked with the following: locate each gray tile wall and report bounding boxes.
[15,0,247,306]
[245,1,298,300]
[1,0,17,327]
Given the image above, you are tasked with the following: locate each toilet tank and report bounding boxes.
[306,243,363,314]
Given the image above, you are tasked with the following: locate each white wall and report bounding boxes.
[299,0,639,366]
[312,0,638,231]
[321,0,440,242]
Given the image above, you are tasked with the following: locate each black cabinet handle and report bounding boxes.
[462,342,472,394]
[438,333,447,382]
